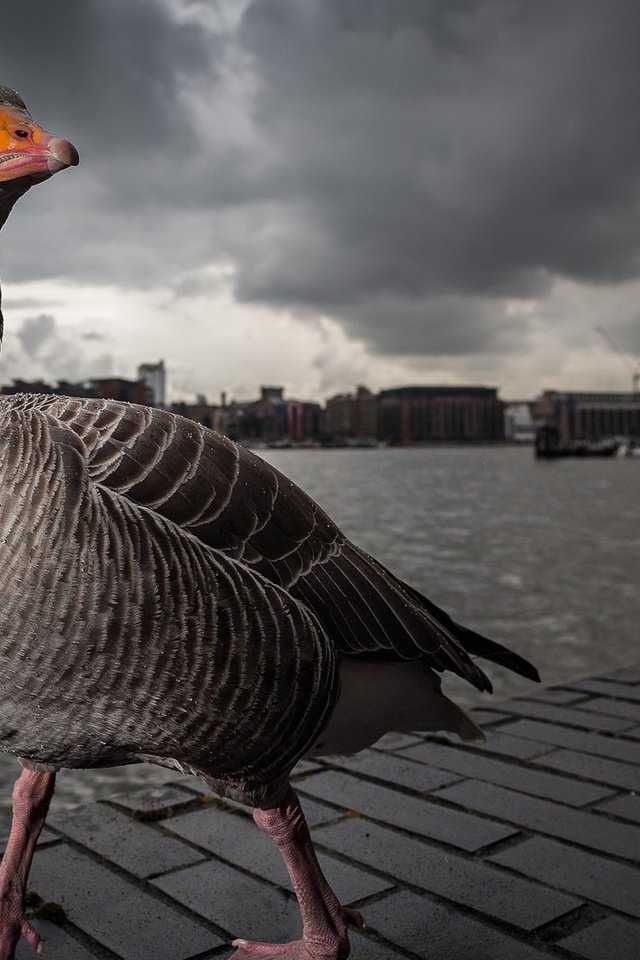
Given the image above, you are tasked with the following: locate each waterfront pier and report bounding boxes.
[11,666,640,960]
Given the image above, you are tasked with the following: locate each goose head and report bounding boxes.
[0,85,78,223]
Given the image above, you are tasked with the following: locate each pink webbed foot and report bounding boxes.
[230,908,365,959]
[0,911,41,960]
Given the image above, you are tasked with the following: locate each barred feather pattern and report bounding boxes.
[9,394,511,692]
[0,393,538,803]
[0,401,337,806]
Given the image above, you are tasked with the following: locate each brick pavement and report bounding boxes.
[9,664,640,959]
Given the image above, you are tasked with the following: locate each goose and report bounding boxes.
[0,85,539,960]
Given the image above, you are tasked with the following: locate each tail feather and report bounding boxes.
[399,579,540,683]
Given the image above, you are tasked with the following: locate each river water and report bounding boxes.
[1,445,638,827]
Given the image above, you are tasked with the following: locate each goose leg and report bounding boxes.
[0,767,56,959]
[230,787,364,959]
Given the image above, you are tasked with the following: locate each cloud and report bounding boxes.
[0,0,639,393]
[16,313,56,358]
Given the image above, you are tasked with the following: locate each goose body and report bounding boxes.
[0,88,538,959]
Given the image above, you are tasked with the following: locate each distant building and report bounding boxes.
[91,377,152,405]
[504,401,535,442]
[533,390,640,450]
[325,386,378,440]
[170,399,217,429]
[137,360,166,406]
[378,386,505,443]
[1,375,151,405]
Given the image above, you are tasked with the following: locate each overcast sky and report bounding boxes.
[1,0,639,402]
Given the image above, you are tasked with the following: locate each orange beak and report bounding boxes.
[0,104,79,184]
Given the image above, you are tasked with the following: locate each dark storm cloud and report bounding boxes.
[2,0,640,359]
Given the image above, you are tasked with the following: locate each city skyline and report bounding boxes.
[0,2,639,402]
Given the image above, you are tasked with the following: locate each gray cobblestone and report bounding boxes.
[112,784,195,816]
[164,804,391,904]
[321,748,461,792]
[534,748,640,792]
[558,915,640,960]
[573,696,640,721]
[495,718,640,764]
[594,793,640,823]
[16,921,101,960]
[298,770,517,852]
[362,890,553,959]
[49,803,204,878]
[373,731,425,751]
[437,730,551,760]
[28,844,218,960]
[491,698,635,732]
[567,679,640,702]
[489,836,640,917]
[433,779,640,861]
[525,688,589,705]
[600,667,640,683]
[314,818,581,930]
[399,740,612,806]
[153,857,299,943]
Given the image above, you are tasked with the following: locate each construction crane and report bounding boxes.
[595,325,640,393]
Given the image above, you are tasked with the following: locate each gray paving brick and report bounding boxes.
[298,770,517,852]
[595,793,640,823]
[28,844,217,960]
[16,920,101,960]
[574,696,640,722]
[600,666,640,683]
[490,836,640,917]
[112,784,195,816]
[348,931,408,959]
[568,679,640,702]
[433,779,640,861]
[497,718,640,764]
[322,749,461,793]
[164,804,390,904]
[363,890,551,959]
[625,725,640,739]
[153,857,300,943]
[315,818,581,930]
[558,915,640,960]
[525,688,589,706]
[493,699,634,732]
[469,709,512,724]
[534,748,640,792]
[373,731,425,751]
[49,803,203,878]
[438,730,551,760]
[399,740,612,806]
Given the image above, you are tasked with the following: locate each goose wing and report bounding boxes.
[9,394,533,691]
[0,400,337,800]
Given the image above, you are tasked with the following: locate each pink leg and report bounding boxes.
[231,787,364,959]
[0,767,56,959]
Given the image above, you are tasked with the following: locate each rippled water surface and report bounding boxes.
[1,445,638,827]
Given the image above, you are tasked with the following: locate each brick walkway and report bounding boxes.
[13,666,640,960]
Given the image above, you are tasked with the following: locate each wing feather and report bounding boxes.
[4,394,533,691]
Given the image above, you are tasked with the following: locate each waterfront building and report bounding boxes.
[532,390,640,447]
[325,385,378,440]
[137,360,166,406]
[378,385,504,443]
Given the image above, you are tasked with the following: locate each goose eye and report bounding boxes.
[14,129,29,139]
